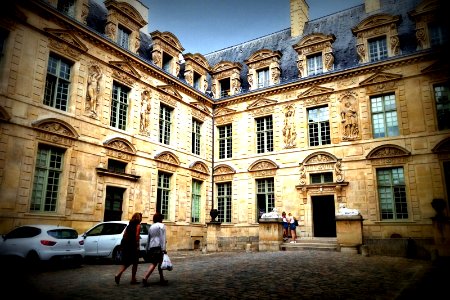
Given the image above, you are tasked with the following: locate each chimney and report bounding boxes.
[365,0,380,13]
[290,0,309,37]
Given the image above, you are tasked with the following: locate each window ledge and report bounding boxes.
[96,167,140,181]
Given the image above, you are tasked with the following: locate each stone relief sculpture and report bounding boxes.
[86,65,102,117]
[324,52,334,71]
[184,70,193,86]
[356,44,365,63]
[247,73,253,90]
[140,90,151,133]
[152,51,161,67]
[296,58,304,77]
[203,78,208,93]
[334,160,344,182]
[282,105,296,149]
[105,22,116,40]
[390,35,400,55]
[270,58,280,84]
[175,62,180,77]
[340,100,359,140]
[231,73,240,94]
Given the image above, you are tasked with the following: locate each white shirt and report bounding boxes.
[146,222,166,252]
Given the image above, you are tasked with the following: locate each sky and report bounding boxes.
[142,0,364,54]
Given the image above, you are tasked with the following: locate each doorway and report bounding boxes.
[312,195,336,237]
[104,186,125,221]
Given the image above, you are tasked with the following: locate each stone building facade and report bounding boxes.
[0,0,448,255]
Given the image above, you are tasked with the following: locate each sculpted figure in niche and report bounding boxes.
[152,51,161,67]
[282,106,296,148]
[185,70,193,86]
[140,90,151,133]
[105,22,116,40]
[296,59,304,77]
[341,100,359,140]
[87,65,102,115]
[203,78,208,93]
[247,72,253,90]
[175,62,180,77]
[356,44,365,63]
[231,73,240,94]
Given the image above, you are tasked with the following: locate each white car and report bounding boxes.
[0,224,85,267]
[81,221,149,263]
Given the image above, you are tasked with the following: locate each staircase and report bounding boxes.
[280,237,339,252]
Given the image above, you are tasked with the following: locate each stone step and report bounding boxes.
[280,237,339,252]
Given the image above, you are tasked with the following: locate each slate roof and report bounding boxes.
[84,0,426,98]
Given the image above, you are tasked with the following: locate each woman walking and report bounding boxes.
[142,212,168,286]
[114,212,142,284]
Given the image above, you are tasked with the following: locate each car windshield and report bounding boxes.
[47,229,79,239]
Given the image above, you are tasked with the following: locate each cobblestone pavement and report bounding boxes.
[1,250,448,300]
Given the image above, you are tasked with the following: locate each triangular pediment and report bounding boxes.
[248,159,278,172]
[154,151,180,166]
[359,72,402,86]
[247,98,278,110]
[109,61,141,79]
[214,107,236,117]
[421,61,449,74]
[366,144,411,159]
[157,85,183,100]
[299,86,334,98]
[190,161,210,175]
[44,28,88,53]
[191,102,211,114]
[104,137,136,155]
[32,118,79,139]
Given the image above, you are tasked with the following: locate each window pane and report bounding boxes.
[191,180,201,223]
[256,178,274,221]
[157,172,171,219]
[307,53,323,76]
[371,94,398,138]
[377,167,407,220]
[369,36,388,62]
[308,106,330,146]
[218,124,232,159]
[434,83,450,130]
[256,116,273,153]
[159,105,172,144]
[217,182,232,223]
[110,83,129,130]
[44,54,71,111]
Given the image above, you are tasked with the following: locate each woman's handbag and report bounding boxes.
[160,253,173,271]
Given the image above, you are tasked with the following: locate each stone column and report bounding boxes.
[336,215,363,253]
[206,221,221,252]
[258,218,283,251]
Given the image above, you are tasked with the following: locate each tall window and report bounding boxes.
[217,182,232,223]
[162,53,173,73]
[191,180,201,223]
[434,82,450,131]
[218,124,232,159]
[110,82,129,130]
[192,119,201,155]
[31,145,65,212]
[219,78,230,97]
[256,178,274,220]
[371,93,399,138]
[307,53,323,76]
[368,36,388,62]
[308,106,330,146]
[193,72,201,89]
[159,104,172,144]
[157,172,171,220]
[117,25,130,49]
[257,68,270,88]
[429,23,448,47]
[256,116,273,153]
[57,0,75,17]
[377,167,408,220]
[44,54,71,111]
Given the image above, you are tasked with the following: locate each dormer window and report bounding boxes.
[193,71,201,89]
[117,25,131,50]
[162,53,173,72]
[429,23,448,47]
[306,53,323,76]
[368,36,388,62]
[257,68,270,88]
[219,78,231,97]
[57,0,75,17]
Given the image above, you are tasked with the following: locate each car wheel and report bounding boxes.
[112,247,122,265]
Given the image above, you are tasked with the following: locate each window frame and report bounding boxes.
[256,178,274,221]
[110,82,129,130]
[44,53,72,111]
[191,179,202,223]
[159,104,172,145]
[370,93,399,138]
[217,182,232,223]
[377,167,408,220]
[434,82,450,131]
[306,53,323,76]
[218,124,232,159]
[157,171,171,220]
[256,116,274,153]
[308,106,331,147]
[257,68,270,88]
[192,118,202,155]
[368,36,388,62]
[117,25,131,50]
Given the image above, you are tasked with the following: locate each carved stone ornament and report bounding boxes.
[32,118,79,147]
[366,144,411,165]
[154,151,181,166]
[190,161,210,175]
[339,91,359,141]
[46,28,88,60]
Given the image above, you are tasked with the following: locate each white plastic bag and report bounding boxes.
[161,253,173,271]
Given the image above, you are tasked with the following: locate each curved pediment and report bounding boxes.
[248,159,278,172]
[409,0,440,18]
[32,118,79,139]
[432,137,450,153]
[154,151,180,165]
[151,30,184,52]
[295,33,336,48]
[184,53,210,70]
[211,61,242,73]
[245,49,282,64]
[352,14,401,34]
[366,144,411,159]
[103,137,136,155]
[214,164,236,175]
[303,151,338,165]
[189,161,210,175]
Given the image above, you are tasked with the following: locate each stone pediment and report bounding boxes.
[211,61,242,74]
[298,86,334,98]
[190,161,210,175]
[103,137,136,155]
[32,118,79,139]
[409,0,440,18]
[421,61,449,74]
[191,102,211,115]
[44,28,88,53]
[247,98,278,110]
[214,164,236,175]
[111,1,147,27]
[154,151,180,166]
[151,31,184,52]
[109,61,141,79]
[359,72,402,86]
[303,151,337,165]
[214,107,236,116]
[245,49,282,65]
[366,144,411,159]
[352,14,401,34]
[157,85,183,100]
[248,159,278,172]
[0,106,11,122]
[294,33,336,48]
[432,137,450,153]
[184,53,210,70]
